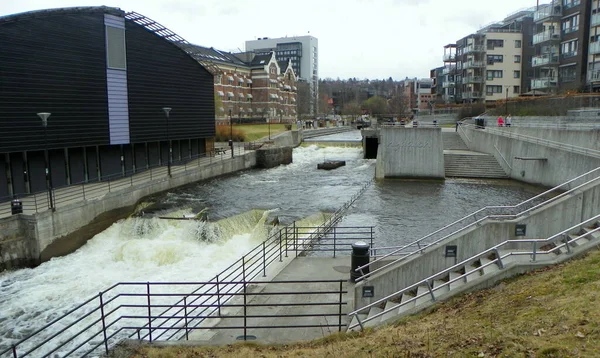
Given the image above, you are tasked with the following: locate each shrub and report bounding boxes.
[215,125,246,142]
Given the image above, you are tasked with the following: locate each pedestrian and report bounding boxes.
[497,116,504,127]
[505,114,512,127]
[455,121,459,132]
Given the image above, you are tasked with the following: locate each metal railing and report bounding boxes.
[462,123,600,159]
[0,225,371,358]
[1,180,374,357]
[348,214,600,330]
[354,166,600,282]
[0,144,256,219]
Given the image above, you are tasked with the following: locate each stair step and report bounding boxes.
[498,250,531,264]
[449,272,465,290]
[464,264,481,282]
[380,301,399,323]
[398,293,416,313]
[433,279,450,295]
[480,258,500,275]
[348,313,368,332]
[365,306,384,327]
[415,285,432,306]
[583,227,600,240]
[569,233,589,246]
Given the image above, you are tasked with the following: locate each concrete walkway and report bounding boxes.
[174,256,354,346]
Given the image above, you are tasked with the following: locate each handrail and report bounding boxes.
[0,178,374,357]
[355,166,600,280]
[493,143,512,170]
[348,213,600,330]
[462,122,600,159]
[0,144,257,218]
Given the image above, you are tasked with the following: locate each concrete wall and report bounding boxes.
[354,181,600,308]
[375,127,444,179]
[272,130,302,147]
[459,126,600,187]
[255,147,293,169]
[1,152,257,269]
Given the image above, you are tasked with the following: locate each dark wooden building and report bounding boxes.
[0,6,215,200]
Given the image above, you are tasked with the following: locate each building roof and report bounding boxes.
[250,54,273,67]
[185,44,246,66]
[0,6,123,23]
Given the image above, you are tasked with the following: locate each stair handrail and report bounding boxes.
[461,123,600,159]
[348,213,600,330]
[355,166,600,280]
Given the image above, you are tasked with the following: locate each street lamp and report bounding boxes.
[228,108,233,158]
[266,108,271,140]
[37,112,54,210]
[162,107,172,177]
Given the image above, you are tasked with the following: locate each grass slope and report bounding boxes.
[113,249,600,357]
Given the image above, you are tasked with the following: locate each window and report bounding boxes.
[514,55,521,63]
[486,70,503,80]
[562,14,580,34]
[515,40,522,48]
[106,26,126,69]
[560,65,577,82]
[486,85,503,95]
[487,39,504,49]
[487,55,503,64]
[215,75,222,84]
[514,70,521,79]
[561,39,578,58]
[513,86,520,94]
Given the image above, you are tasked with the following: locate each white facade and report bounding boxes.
[246,36,318,116]
[484,31,523,101]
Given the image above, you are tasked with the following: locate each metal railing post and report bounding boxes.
[284,227,288,258]
[338,280,343,332]
[11,345,17,358]
[563,234,571,254]
[262,241,267,277]
[183,296,189,340]
[279,229,283,262]
[426,280,436,302]
[294,223,298,257]
[532,241,537,262]
[99,291,109,354]
[146,282,152,342]
[243,277,247,341]
[216,274,221,317]
[333,227,337,258]
[493,248,504,269]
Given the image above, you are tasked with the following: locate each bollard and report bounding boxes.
[350,241,370,282]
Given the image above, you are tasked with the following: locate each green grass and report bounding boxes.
[112,248,600,357]
[234,124,297,142]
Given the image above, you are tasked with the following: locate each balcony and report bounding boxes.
[463,45,485,54]
[462,91,483,99]
[442,81,456,88]
[533,6,561,22]
[442,66,456,75]
[591,42,600,55]
[532,54,559,67]
[443,53,456,62]
[533,31,560,45]
[531,77,558,90]
[589,70,600,82]
[592,13,600,27]
[463,60,485,69]
[463,76,484,84]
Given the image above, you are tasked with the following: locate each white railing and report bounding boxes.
[533,31,560,45]
[348,214,600,330]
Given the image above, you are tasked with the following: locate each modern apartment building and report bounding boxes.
[441,44,458,103]
[588,0,600,90]
[245,36,318,116]
[532,0,590,93]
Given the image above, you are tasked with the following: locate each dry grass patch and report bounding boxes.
[112,249,600,357]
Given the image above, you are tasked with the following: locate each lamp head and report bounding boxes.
[162,107,172,117]
[37,112,51,127]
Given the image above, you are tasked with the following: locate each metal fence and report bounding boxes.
[0,145,254,219]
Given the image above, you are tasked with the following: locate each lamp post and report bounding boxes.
[37,112,54,210]
[228,108,234,158]
[162,107,172,177]
[266,108,271,140]
[505,87,509,116]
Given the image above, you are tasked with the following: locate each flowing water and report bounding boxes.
[0,131,548,355]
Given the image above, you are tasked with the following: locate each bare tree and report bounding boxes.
[388,93,409,120]
[342,101,362,123]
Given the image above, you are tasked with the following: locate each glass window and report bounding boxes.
[106,26,126,69]
[514,70,521,79]
[486,70,503,80]
[515,40,522,48]
[513,86,520,94]
[487,55,503,64]
[486,85,503,95]
[514,55,521,63]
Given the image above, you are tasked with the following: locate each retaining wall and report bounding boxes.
[375,127,444,179]
[1,153,257,270]
[355,180,600,308]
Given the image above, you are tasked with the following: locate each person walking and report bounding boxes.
[497,116,504,127]
[505,114,512,127]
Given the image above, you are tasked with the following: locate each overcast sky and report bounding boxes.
[2,0,539,80]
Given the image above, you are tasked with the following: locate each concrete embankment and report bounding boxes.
[0,131,303,270]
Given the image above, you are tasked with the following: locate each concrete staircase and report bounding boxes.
[442,132,470,150]
[444,153,508,178]
[347,220,600,332]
